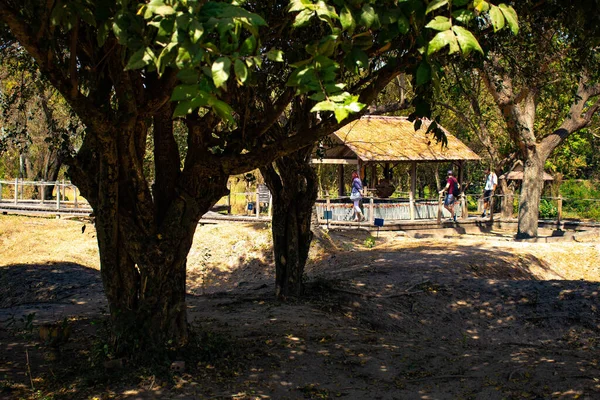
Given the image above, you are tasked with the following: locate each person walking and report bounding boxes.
[481,167,498,218]
[439,170,460,222]
[350,171,365,222]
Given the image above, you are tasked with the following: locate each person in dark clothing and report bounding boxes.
[439,170,460,222]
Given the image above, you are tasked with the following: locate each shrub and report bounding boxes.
[560,180,600,220]
[539,199,558,219]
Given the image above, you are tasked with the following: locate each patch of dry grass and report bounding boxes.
[0,215,100,268]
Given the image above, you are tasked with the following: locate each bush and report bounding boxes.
[560,180,600,220]
[539,199,558,219]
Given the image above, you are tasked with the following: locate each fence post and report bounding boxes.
[557,195,563,230]
[40,181,45,205]
[56,183,61,210]
[0,181,2,201]
[489,194,495,223]
[255,189,260,218]
[268,193,273,218]
[437,193,443,224]
[62,179,66,200]
[14,178,18,205]
[73,185,78,208]
[369,197,375,223]
[462,194,468,219]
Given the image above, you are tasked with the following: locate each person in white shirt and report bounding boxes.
[482,167,497,218]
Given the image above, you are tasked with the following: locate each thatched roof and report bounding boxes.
[318,116,480,163]
[500,160,554,181]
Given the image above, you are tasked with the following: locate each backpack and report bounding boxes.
[453,179,460,197]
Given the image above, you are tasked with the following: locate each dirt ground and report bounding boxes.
[1,214,600,399]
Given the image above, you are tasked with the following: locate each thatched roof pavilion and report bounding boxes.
[499,160,554,181]
[314,115,480,164]
[312,115,480,221]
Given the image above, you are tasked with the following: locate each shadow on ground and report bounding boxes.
[1,244,599,399]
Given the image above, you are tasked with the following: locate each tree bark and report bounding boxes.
[261,147,318,299]
[516,152,545,238]
[499,177,513,219]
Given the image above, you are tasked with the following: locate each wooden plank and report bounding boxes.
[311,158,359,165]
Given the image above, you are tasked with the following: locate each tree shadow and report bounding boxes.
[2,243,599,399]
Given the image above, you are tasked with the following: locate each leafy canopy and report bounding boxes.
[58,0,519,124]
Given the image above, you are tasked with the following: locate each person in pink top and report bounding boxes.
[439,170,460,222]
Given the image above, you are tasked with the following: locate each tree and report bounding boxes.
[478,2,600,237]
[0,0,517,353]
[0,45,80,196]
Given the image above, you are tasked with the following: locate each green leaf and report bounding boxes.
[340,6,355,33]
[452,25,483,55]
[499,4,518,34]
[416,62,431,86]
[289,0,310,12]
[397,13,410,34]
[334,107,350,122]
[359,5,378,28]
[125,47,155,70]
[294,9,314,27]
[208,98,235,123]
[427,30,458,56]
[425,0,448,14]
[172,93,210,117]
[171,84,199,101]
[474,0,490,13]
[488,5,504,32]
[154,5,175,16]
[176,47,192,68]
[234,59,248,83]
[425,16,451,31]
[240,35,257,56]
[266,48,284,62]
[212,57,232,89]
[177,68,199,84]
[189,20,204,44]
[311,100,336,112]
[451,9,475,25]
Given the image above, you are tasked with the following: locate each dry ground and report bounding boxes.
[1,214,599,399]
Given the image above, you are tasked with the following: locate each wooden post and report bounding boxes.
[62,179,66,200]
[56,183,61,210]
[255,189,260,218]
[338,165,344,197]
[268,193,273,218]
[369,197,375,223]
[458,161,466,219]
[489,194,494,223]
[370,163,376,189]
[409,162,416,220]
[0,181,2,200]
[14,178,18,205]
[73,185,78,208]
[437,192,443,224]
[557,195,562,230]
[41,181,45,204]
[227,190,231,213]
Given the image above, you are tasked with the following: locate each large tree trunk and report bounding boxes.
[517,151,545,238]
[261,147,318,299]
[67,101,229,353]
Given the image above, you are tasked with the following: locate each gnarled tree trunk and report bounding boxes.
[261,147,318,299]
[516,151,545,238]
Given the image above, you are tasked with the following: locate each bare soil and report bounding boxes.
[1,215,600,399]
